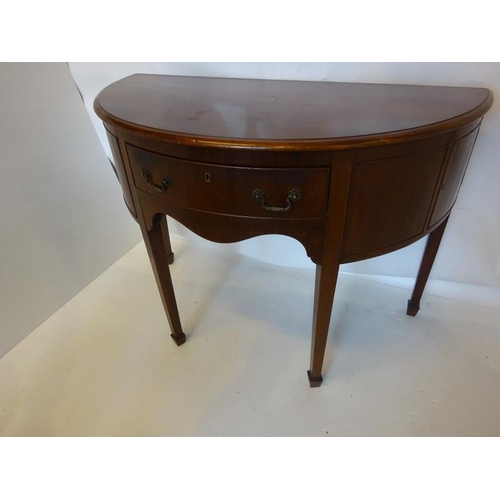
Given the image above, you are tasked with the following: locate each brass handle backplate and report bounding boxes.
[251,188,302,212]
[142,168,172,193]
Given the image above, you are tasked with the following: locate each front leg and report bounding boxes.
[306,154,353,387]
[407,216,449,316]
[308,260,341,387]
[141,218,186,345]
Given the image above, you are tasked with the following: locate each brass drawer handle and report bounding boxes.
[142,168,172,193]
[251,188,302,212]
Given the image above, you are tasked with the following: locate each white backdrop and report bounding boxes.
[69,63,500,288]
[0,63,139,357]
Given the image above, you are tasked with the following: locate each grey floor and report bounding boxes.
[1,237,499,436]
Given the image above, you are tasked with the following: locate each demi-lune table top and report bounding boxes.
[95,74,493,149]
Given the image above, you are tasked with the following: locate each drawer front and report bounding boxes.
[126,145,330,218]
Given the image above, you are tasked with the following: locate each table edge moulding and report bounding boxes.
[94,74,493,388]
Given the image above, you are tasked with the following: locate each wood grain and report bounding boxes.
[95,74,493,150]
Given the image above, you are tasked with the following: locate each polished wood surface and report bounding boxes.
[94,75,493,387]
[95,74,492,150]
[126,145,330,218]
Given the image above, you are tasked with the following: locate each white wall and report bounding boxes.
[70,62,500,288]
[0,63,140,358]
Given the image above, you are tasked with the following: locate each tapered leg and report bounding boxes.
[160,216,175,265]
[306,153,353,387]
[407,216,449,316]
[308,260,341,387]
[141,220,185,345]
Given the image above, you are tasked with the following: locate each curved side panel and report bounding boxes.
[105,129,137,217]
[428,126,480,227]
[342,145,448,260]
[138,191,325,264]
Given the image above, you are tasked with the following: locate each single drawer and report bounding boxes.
[126,145,330,218]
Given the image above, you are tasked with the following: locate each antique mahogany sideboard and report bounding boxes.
[94,75,493,387]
